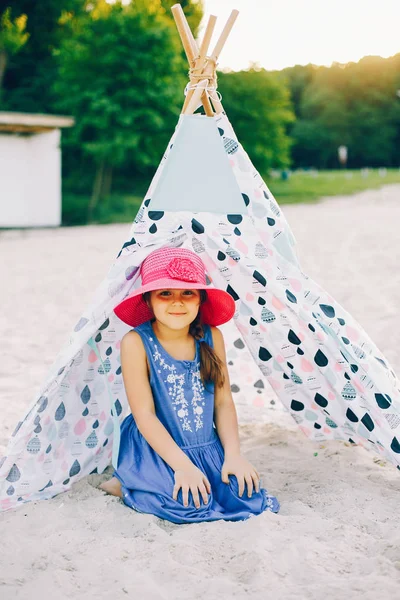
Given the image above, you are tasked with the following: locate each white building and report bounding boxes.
[0,112,74,227]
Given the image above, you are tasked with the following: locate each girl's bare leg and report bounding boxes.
[99,476,123,498]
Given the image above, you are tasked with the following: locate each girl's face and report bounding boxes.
[149,289,201,330]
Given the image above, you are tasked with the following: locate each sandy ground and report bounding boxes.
[1,184,400,599]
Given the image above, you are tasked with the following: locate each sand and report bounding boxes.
[1,184,400,599]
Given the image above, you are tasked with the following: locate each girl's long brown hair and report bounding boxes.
[190,291,225,388]
[143,290,225,388]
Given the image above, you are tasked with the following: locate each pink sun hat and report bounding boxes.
[113,247,236,327]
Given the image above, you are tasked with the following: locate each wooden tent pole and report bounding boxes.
[196,9,240,114]
[171,4,214,116]
[181,8,198,58]
[205,9,239,114]
[209,9,239,63]
[179,8,215,116]
[171,4,195,64]
[171,5,239,116]
[198,15,217,64]
[180,13,215,116]
[182,14,217,114]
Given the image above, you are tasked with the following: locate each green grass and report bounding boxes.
[266,168,400,205]
[62,191,145,226]
[62,168,400,225]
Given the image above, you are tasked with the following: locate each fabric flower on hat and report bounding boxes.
[166,258,200,282]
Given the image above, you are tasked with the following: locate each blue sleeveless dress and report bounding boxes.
[113,320,280,524]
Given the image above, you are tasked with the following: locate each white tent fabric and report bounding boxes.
[1,112,399,513]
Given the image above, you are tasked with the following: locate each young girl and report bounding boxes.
[100,246,280,523]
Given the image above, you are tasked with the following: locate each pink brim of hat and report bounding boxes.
[114,277,236,328]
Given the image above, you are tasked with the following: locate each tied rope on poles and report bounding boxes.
[171,4,239,117]
[184,56,223,104]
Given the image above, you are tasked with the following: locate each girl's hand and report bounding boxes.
[221,455,261,498]
[173,465,212,509]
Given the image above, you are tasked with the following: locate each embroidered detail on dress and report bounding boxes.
[151,341,206,433]
[191,370,205,431]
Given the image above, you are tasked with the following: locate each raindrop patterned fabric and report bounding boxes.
[1,113,399,514]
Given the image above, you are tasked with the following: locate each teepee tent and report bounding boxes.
[1,5,399,513]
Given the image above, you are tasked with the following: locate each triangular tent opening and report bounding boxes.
[149,115,247,214]
[1,6,399,513]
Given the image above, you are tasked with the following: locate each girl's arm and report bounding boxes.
[211,326,241,457]
[120,331,195,473]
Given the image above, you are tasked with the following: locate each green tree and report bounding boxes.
[289,58,400,168]
[291,65,351,168]
[278,63,316,118]
[345,56,400,167]
[2,0,201,113]
[2,1,86,112]
[54,0,189,219]
[217,68,295,173]
[0,7,29,99]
